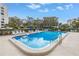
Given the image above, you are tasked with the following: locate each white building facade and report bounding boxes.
[0,4,9,29]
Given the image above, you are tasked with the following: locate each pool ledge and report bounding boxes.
[9,33,68,56]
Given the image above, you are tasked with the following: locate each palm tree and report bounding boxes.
[72,18,79,31]
[7,16,23,29]
[60,24,70,31]
[43,17,58,30]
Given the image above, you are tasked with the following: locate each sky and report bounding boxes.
[4,3,79,23]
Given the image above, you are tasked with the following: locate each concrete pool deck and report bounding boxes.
[0,32,79,56]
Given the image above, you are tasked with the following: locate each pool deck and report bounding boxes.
[0,32,79,56]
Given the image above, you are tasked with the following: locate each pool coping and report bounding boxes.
[9,32,69,56]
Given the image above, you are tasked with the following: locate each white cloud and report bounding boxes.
[39,3,46,5]
[38,8,49,13]
[26,4,41,9]
[53,4,73,11]
[65,4,73,10]
[56,6,64,10]
[39,3,49,5]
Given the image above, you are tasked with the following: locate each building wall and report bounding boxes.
[0,4,9,29]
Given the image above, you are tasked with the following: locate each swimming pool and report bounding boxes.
[10,31,66,55]
[14,31,63,49]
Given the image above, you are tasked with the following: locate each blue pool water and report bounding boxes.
[14,31,63,48]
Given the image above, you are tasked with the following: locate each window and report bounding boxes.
[1,13,4,15]
[1,26,4,28]
[2,18,4,20]
[1,7,4,9]
[1,27,4,28]
[1,10,4,12]
[1,24,4,26]
[1,21,4,23]
[1,24,5,28]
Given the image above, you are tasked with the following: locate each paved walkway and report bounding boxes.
[0,32,79,56]
[0,35,25,56]
[48,32,79,56]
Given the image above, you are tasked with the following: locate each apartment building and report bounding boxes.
[0,4,9,29]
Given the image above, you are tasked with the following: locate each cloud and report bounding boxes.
[39,3,49,5]
[38,8,49,13]
[56,6,64,10]
[65,4,73,10]
[26,3,49,13]
[26,3,41,9]
[53,4,73,11]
